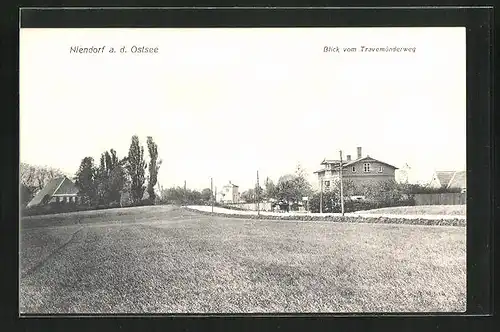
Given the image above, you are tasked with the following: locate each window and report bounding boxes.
[324,181,330,188]
[378,166,384,173]
[363,163,371,172]
[352,166,356,172]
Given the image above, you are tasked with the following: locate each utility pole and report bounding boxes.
[320,179,323,213]
[256,170,260,217]
[210,177,214,213]
[183,180,187,206]
[339,150,345,216]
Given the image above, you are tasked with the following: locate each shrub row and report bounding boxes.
[21,200,156,217]
[310,199,415,213]
[184,208,466,227]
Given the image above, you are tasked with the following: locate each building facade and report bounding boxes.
[314,147,398,193]
[219,181,240,203]
[26,176,80,208]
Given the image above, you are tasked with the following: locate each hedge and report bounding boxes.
[21,200,155,217]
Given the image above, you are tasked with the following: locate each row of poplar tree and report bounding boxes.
[75,135,161,207]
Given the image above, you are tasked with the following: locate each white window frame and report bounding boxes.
[363,163,371,172]
[378,165,384,173]
[324,180,330,188]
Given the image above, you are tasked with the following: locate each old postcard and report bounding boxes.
[20,26,466,314]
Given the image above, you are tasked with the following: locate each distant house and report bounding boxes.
[219,181,240,203]
[429,171,466,192]
[26,176,80,208]
[314,146,398,193]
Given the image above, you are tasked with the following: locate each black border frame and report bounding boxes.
[2,5,494,332]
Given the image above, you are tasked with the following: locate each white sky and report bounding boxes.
[20,27,466,191]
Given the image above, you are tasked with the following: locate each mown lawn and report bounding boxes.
[356,205,466,216]
[20,206,466,313]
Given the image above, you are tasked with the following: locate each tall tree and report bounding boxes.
[75,157,98,205]
[241,188,256,203]
[294,163,312,196]
[254,184,264,201]
[276,170,312,206]
[127,135,147,204]
[96,149,126,205]
[146,136,161,203]
[264,177,277,200]
[201,188,212,202]
[276,174,299,204]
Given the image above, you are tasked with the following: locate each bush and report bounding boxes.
[343,199,414,213]
[307,180,425,213]
[21,199,154,217]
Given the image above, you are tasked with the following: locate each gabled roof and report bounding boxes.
[434,171,456,188]
[54,177,80,195]
[318,156,398,171]
[26,176,79,208]
[447,171,466,189]
[343,156,398,169]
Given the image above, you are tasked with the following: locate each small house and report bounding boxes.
[26,176,80,208]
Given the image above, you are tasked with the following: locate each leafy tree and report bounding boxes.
[20,163,65,198]
[127,135,147,204]
[201,188,212,202]
[187,189,202,205]
[146,136,162,203]
[241,188,256,203]
[264,177,277,200]
[255,184,264,201]
[275,174,300,204]
[94,149,126,205]
[161,186,203,205]
[341,179,358,197]
[75,157,98,205]
[108,163,127,203]
[294,163,313,197]
[275,164,313,206]
[309,190,339,213]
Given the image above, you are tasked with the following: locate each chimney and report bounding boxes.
[357,147,362,159]
[346,155,351,161]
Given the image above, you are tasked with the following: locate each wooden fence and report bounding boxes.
[414,193,466,206]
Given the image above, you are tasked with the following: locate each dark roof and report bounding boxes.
[435,171,456,187]
[447,171,466,189]
[26,176,79,208]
